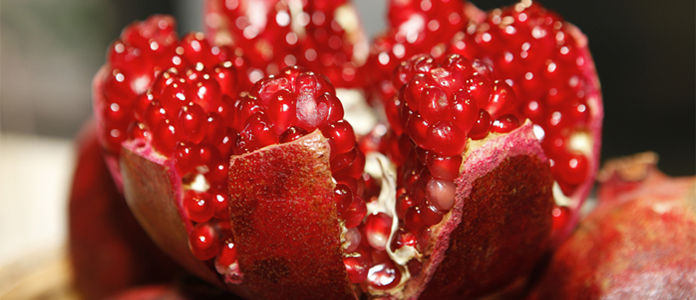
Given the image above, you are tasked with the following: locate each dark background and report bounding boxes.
[1,0,693,176]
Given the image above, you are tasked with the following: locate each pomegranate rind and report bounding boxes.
[403,122,554,299]
[528,153,696,299]
[119,139,245,295]
[69,121,182,299]
[228,130,357,300]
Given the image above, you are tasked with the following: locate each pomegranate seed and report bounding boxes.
[204,112,225,144]
[490,114,521,134]
[344,227,362,253]
[321,120,356,158]
[420,201,445,226]
[364,213,393,251]
[152,121,178,156]
[557,152,589,186]
[426,179,456,211]
[396,193,415,219]
[406,114,430,148]
[425,154,461,181]
[451,90,479,134]
[212,62,239,98]
[237,112,278,153]
[211,191,230,220]
[390,227,417,250]
[367,260,402,290]
[419,86,451,122]
[184,190,215,223]
[426,121,466,156]
[266,89,297,135]
[468,109,491,140]
[334,184,354,217]
[486,80,517,118]
[407,259,422,277]
[188,222,220,260]
[344,196,367,228]
[174,142,198,175]
[215,235,237,270]
[417,227,432,252]
[278,126,308,143]
[178,104,207,144]
[343,254,370,284]
[404,206,425,233]
[551,205,570,239]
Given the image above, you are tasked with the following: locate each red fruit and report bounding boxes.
[529,153,696,299]
[448,1,603,243]
[68,122,182,300]
[370,0,602,248]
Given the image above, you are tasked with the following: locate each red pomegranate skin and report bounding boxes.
[68,121,184,300]
[527,153,696,299]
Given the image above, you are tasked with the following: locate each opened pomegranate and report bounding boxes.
[88,0,603,298]
[368,0,602,246]
[528,153,696,299]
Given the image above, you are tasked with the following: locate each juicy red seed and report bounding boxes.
[129,122,151,141]
[403,73,432,109]
[363,173,381,201]
[212,191,230,220]
[364,213,393,251]
[343,254,370,284]
[451,90,479,134]
[207,162,228,186]
[464,73,493,108]
[425,121,466,156]
[406,114,429,148]
[184,190,215,223]
[396,193,414,219]
[417,227,432,252]
[486,80,516,118]
[215,235,237,267]
[321,120,356,158]
[331,147,358,173]
[181,33,215,66]
[425,154,461,181]
[178,104,207,144]
[238,112,278,153]
[278,126,308,143]
[344,196,367,228]
[144,100,168,130]
[551,205,570,238]
[344,227,362,253]
[334,150,365,179]
[367,260,401,290]
[213,62,239,98]
[266,89,298,135]
[174,142,198,174]
[159,77,194,118]
[189,70,223,112]
[134,93,155,122]
[234,97,263,131]
[188,222,220,260]
[490,114,521,134]
[420,201,445,226]
[390,227,417,250]
[557,152,589,185]
[426,179,456,211]
[204,112,225,143]
[334,184,354,217]
[468,109,491,140]
[419,86,451,122]
[404,206,425,233]
[152,121,178,156]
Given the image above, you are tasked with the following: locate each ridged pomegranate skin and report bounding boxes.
[527,153,696,300]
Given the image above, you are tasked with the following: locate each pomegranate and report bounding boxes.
[87,0,602,298]
[368,0,602,246]
[527,152,696,299]
[68,121,183,300]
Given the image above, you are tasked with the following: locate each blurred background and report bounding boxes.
[0,0,693,285]
[1,0,693,175]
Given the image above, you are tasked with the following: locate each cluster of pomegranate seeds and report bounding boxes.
[206,0,368,88]
[448,1,595,196]
[367,0,470,103]
[97,15,252,157]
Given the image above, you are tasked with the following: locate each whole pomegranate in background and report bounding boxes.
[82,0,603,299]
[527,152,696,299]
[68,121,184,299]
